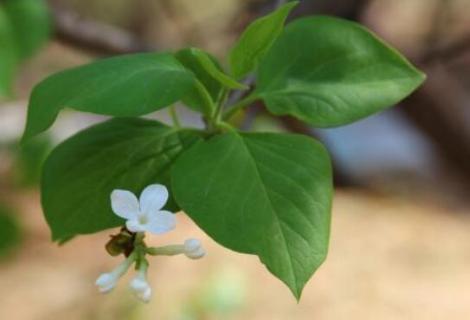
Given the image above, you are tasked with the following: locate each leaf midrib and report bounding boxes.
[235,133,299,291]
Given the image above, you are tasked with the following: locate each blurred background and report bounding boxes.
[0,0,469,319]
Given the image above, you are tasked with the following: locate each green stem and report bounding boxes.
[194,79,216,117]
[133,232,147,269]
[213,90,229,121]
[218,121,236,132]
[169,105,181,128]
[134,232,146,246]
[206,89,229,132]
[222,94,258,121]
[146,245,185,256]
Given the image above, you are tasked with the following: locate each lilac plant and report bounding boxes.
[21,2,425,301]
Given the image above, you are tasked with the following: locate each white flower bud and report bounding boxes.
[95,273,117,294]
[129,262,152,303]
[184,238,206,260]
[95,252,136,294]
[130,276,149,292]
[136,286,152,303]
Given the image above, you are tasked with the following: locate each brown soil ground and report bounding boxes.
[0,190,469,320]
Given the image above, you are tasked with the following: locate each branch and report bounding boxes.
[52,7,156,55]
[420,33,470,64]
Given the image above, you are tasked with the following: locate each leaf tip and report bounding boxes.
[292,286,303,302]
[285,0,300,9]
[417,69,427,83]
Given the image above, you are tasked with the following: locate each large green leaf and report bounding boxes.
[256,16,426,127]
[172,131,332,299]
[3,0,50,60]
[42,118,202,242]
[229,1,298,79]
[22,53,194,141]
[0,7,17,97]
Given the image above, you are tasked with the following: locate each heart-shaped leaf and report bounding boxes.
[172,131,332,299]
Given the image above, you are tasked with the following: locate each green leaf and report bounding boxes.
[176,48,246,115]
[0,205,21,258]
[191,48,247,90]
[172,131,332,299]
[256,16,426,127]
[0,7,17,97]
[175,48,222,115]
[3,0,50,60]
[229,1,298,79]
[22,53,194,141]
[41,118,202,242]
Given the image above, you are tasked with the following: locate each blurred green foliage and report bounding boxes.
[0,0,50,98]
[12,134,52,187]
[0,204,21,259]
[178,268,246,319]
[0,7,17,97]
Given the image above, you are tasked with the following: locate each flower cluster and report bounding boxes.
[95,184,206,303]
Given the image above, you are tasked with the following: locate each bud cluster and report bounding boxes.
[95,184,206,303]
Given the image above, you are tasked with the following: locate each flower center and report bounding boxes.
[138,213,149,225]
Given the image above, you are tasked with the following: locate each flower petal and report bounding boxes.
[139,184,169,213]
[111,190,139,219]
[145,210,176,235]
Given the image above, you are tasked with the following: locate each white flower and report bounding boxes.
[111,184,176,234]
[184,238,206,260]
[96,253,136,294]
[129,265,152,303]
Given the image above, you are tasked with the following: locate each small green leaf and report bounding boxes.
[3,0,50,60]
[172,131,332,299]
[22,53,194,141]
[256,16,426,127]
[191,48,247,90]
[0,7,17,97]
[176,48,246,116]
[42,118,202,242]
[175,48,222,115]
[229,1,298,79]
